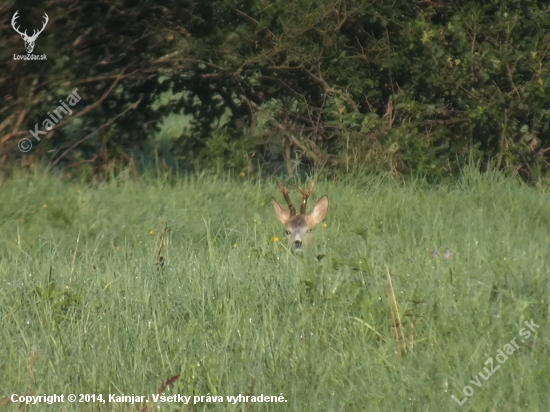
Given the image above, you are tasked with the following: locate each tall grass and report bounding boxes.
[0,168,548,411]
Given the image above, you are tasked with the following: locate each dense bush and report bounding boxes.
[1,0,549,180]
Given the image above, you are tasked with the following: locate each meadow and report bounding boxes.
[0,168,548,411]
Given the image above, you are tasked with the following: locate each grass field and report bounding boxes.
[1,168,549,411]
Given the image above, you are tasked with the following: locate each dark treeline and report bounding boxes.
[1,0,549,181]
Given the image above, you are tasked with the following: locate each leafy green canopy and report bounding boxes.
[1,1,549,180]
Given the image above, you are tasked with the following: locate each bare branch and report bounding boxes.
[47,98,142,171]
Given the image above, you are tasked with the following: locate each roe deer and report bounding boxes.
[272,180,328,252]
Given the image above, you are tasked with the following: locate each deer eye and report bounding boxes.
[307,229,313,234]
[285,229,291,235]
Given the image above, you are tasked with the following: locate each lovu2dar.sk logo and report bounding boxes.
[12,10,48,60]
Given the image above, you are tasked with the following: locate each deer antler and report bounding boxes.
[32,13,49,40]
[277,181,296,216]
[11,11,26,37]
[298,180,315,214]
[11,11,48,40]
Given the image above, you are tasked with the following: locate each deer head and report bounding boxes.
[272,180,328,252]
[12,11,49,54]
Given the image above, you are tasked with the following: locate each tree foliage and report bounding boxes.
[1,0,549,180]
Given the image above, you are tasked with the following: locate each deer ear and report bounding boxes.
[308,196,328,226]
[272,198,290,224]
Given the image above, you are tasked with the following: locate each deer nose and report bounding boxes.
[294,240,302,250]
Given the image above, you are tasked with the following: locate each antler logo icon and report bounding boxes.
[12,10,49,54]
